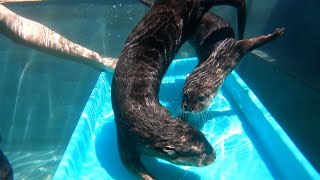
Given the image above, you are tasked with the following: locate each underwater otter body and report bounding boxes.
[111,0,247,179]
[0,137,13,180]
[181,12,284,113]
[0,149,12,180]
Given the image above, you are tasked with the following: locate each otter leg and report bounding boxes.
[237,28,285,54]
[117,134,155,180]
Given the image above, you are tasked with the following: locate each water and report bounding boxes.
[53,58,318,179]
[0,1,319,179]
[53,60,271,179]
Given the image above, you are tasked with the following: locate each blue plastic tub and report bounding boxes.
[53,58,319,180]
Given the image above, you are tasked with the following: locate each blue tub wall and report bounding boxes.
[53,72,115,180]
[223,72,319,179]
[217,0,320,173]
[236,53,320,174]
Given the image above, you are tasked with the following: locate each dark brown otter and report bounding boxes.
[0,137,13,180]
[181,12,284,113]
[111,0,246,179]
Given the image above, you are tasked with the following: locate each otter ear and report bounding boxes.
[163,146,176,156]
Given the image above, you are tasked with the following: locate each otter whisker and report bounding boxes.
[178,170,189,180]
[176,109,182,118]
[199,112,205,126]
[201,111,208,124]
[182,113,187,121]
[175,108,183,118]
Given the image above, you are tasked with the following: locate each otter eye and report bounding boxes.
[198,96,206,101]
[163,146,176,155]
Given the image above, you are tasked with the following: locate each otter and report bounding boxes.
[181,12,284,113]
[0,4,116,72]
[0,150,12,180]
[0,137,13,180]
[111,0,247,179]
[136,0,250,114]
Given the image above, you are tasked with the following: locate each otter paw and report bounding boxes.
[268,27,285,39]
[273,27,285,36]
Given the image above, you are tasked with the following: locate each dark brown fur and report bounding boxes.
[111,0,246,179]
[181,12,284,113]
[0,137,13,180]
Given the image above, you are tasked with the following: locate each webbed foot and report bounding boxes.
[237,28,285,54]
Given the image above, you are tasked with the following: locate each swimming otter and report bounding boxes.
[0,137,13,180]
[181,12,284,113]
[0,4,116,72]
[111,0,246,179]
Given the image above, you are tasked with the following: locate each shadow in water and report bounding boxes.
[95,121,200,180]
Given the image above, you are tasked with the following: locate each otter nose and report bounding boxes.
[201,149,216,166]
[183,104,195,112]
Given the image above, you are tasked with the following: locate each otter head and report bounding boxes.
[145,119,216,167]
[182,69,223,113]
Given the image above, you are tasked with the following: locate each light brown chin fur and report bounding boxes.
[140,173,155,180]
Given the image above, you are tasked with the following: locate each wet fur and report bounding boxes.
[111,0,247,179]
[0,137,13,180]
[181,12,284,113]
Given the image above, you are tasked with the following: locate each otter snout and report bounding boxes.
[182,102,204,113]
[199,149,216,166]
[183,103,196,112]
